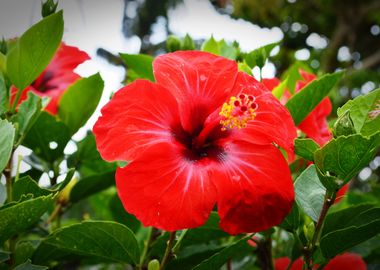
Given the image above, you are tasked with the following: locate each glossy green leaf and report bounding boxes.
[244,42,278,69]
[0,183,6,206]
[0,119,15,173]
[0,74,7,115]
[68,133,116,177]
[0,195,53,243]
[109,194,140,233]
[14,260,47,270]
[120,53,154,82]
[314,133,380,186]
[333,110,356,137]
[294,165,325,221]
[272,77,288,99]
[0,251,10,263]
[70,170,115,203]
[33,221,140,264]
[294,138,320,161]
[6,11,63,90]
[12,176,52,201]
[13,92,43,142]
[201,36,219,54]
[166,35,181,52]
[23,111,71,162]
[285,71,343,125]
[320,204,380,258]
[337,88,380,136]
[280,203,300,231]
[58,73,104,135]
[182,212,228,247]
[280,63,304,94]
[182,34,196,51]
[192,236,251,270]
[201,37,237,60]
[14,260,48,270]
[14,241,36,266]
[238,62,253,76]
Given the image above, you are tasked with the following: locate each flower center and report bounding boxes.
[219,94,258,130]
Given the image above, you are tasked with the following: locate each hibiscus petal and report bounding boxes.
[324,253,366,270]
[214,140,294,234]
[153,51,238,134]
[93,79,180,162]
[116,142,217,231]
[230,72,297,160]
[298,97,332,146]
[46,42,90,74]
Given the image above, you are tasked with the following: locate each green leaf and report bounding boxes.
[33,221,140,264]
[294,165,325,222]
[166,35,181,52]
[320,204,380,258]
[0,195,53,243]
[191,236,251,270]
[0,183,6,206]
[23,111,71,162]
[70,170,115,203]
[280,203,300,231]
[285,71,343,125]
[120,53,154,82]
[0,74,7,115]
[12,176,53,201]
[201,37,237,60]
[181,34,196,51]
[58,73,104,135]
[238,62,253,76]
[182,212,228,247]
[337,88,380,136]
[14,260,47,270]
[281,63,304,94]
[14,241,36,266]
[294,138,320,161]
[314,133,380,186]
[0,251,10,263]
[13,92,43,142]
[6,11,63,90]
[68,133,116,177]
[201,36,219,55]
[333,110,356,137]
[272,77,288,99]
[0,119,15,173]
[243,42,278,69]
[109,194,140,233]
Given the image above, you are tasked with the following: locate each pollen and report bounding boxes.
[219,94,258,130]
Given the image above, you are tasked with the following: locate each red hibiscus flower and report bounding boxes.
[263,70,333,147]
[94,51,297,234]
[11,42,89,115]
[275,253,366,270]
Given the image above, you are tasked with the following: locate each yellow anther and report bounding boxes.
[219,94,258,130]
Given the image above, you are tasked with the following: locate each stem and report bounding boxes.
[286,260,294,270]
[303,190,336,270]
[10,87,23,112]
[159,231,176,270]
[15,154,22,182]
[257,236,274,270]
[172,229,188,253]
[4,154,13,203]
[46,203,62,225]
[227,258,232,270]
[139,227,154,270]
